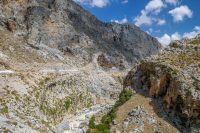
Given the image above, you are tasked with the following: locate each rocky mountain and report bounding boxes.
[122,37,200,133]
[0,0,161,132]
[0,0,161,66]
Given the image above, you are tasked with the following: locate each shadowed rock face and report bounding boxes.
[124,41,200,132]
[0,0,161,67]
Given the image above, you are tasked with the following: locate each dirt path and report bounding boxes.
[0,70,15,74]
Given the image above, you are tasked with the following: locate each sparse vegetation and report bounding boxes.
[88,89,134,133]
[6,120,18,126]
[89,116,96,129]
[0,105,8,114]
[189,38,200,45]
[64,99,71,110]
[155,51,200,69]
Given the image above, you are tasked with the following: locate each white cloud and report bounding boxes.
[182,26,200,39]
[134,10,153,26]
[194,26,200,31]
[171,32,181,40]
[183,27,200,39]
[91,0,109,7]
[157,32,180,46]
[134,0,166,26]
[157,26,200,46]
[111,18,128,24]
[145,0,164,14]
[146,28,153,34]
[165,0,179,5]
[169,5,193,22]
[183,32,197,39]
[121,0,128,4]
[157,34,171,47]
[157,19,166,25]
[74,0,109,8]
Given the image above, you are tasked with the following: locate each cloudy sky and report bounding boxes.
[74,0,200,46]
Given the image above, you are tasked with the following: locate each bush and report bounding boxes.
[0,105,8,114]
[89,116,96,129]
[115,89,133,107]
[88,89,133,133]
[64,99,71,110]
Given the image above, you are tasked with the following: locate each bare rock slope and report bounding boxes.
[0,0,161,132]
[124,38,200,132]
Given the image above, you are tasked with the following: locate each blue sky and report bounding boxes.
[74,0,200,46]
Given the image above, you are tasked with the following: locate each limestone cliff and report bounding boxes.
[124,38,200,132]
[0,0,161,66]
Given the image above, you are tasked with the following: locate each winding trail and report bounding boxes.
[0,70,15,74]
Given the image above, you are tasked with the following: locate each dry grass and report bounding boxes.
[155,51,200,69]
[0,30,46,63]
[110,94,180,133]
[189,38,200,45]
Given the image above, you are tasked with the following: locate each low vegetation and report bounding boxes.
[88,89,134,133]
[189,37,200,45]
[0,105,8,114]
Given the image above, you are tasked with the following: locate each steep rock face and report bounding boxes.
[0,0,161,66]
[124,41,200,132]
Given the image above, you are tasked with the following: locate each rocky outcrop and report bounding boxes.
[0,0,161,132]
[124,40,200,132]
[0,0,161,66]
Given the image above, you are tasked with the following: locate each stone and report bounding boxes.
[112,120,117,125]
[6,19,17,32]
[123,120,129,129]
[115,129,121,133]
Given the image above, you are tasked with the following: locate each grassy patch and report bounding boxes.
[64,99,71,110]
[40,97,72,116]
[190,38,200,45]
[155,51,200,69]
[0,105,8,114]
[88,89,133,133]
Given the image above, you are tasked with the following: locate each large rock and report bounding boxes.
[124,40,200,132]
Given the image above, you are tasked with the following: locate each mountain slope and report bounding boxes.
[0,0,161,132]
[0,0,161,66]
[123,38,200,133]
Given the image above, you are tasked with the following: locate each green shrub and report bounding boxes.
[64,99,71,110]
[0,105,8,114]
[89,116,96,129]
[95,124,110,133]
[88,89,133,133]
[115,89,133,107]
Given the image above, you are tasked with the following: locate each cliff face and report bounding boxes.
[124,39,200,132]
[0,0,161,66]
[0,0,161,132]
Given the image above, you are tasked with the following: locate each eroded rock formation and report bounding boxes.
[124,40,200,132]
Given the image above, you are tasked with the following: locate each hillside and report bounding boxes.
[0,0,161,132]
[120,37,200,133]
